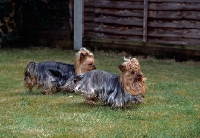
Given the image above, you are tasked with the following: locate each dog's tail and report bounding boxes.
[74,74,84,83]
[24,61,37,79]
[48,69,71,88]
[24,61,37,92]
[48,69,74,92]
[48,69,63,87]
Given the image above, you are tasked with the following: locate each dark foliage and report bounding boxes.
[0,0,69,48]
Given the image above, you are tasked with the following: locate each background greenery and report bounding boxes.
[0,47,199,137]
[0,0,70,48]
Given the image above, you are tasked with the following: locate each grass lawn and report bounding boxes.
[0,47,199,138]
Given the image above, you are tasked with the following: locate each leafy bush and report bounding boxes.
[0,0,50,47]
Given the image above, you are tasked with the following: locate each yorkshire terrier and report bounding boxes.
[24,48,96,94]
[73,57,147,108]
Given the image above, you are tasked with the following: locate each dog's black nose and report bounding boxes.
[136,74,142,81]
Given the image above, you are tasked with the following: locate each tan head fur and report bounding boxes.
[75,47,96,75]
[118,57,147,95]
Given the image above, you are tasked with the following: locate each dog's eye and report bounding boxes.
[131,71,135,74]
[88,64,92,66]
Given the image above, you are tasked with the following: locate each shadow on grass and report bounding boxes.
[19,90,145,113]
[64,100,144,111]
[21,90,75,96]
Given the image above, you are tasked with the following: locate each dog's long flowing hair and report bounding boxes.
[24,48,96,94]
[25,61,75,93]
[74,57,147,108]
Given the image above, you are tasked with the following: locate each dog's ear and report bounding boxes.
[79,52,88,62]
[118,65,126,72]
